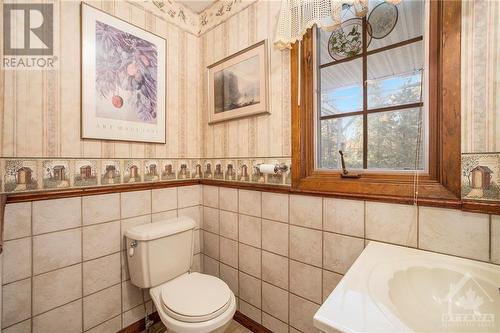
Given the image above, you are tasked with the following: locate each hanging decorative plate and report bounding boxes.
[367,2,398,39]
[328,18,372,61]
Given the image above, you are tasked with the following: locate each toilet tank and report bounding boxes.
[125,217,196,288]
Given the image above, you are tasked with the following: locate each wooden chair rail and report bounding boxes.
[4,178,499,214]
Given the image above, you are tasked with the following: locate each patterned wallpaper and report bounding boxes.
[1,0,499,201]
[461,0,500,201]
[199,0,292,159]
[0,0,203,159]
[461,0,500,153]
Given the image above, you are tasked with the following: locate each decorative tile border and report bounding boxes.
[462,153,500,201]
[4,153,498,202]
[0,157,291,194]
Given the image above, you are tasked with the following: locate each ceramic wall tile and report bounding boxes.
[32,264,82,315]
[461,153,500,201]
[32,299,82,333]
[3,202,31,241]
[33,229,82,274]
[143,160,160,182]
[419,207,490,261]
[261,251,288,290]
[365,201,417,247]
[82,284,121,330]
[124,160,143,183]
[2,278,32,328]
[3,238,32,284]
[262,282,288,323]
[32,197,81,235]
[42,160,70,189]
[74,160,98,187]
[4,160,39,192]
[289,225,322,267]
[262,219,288,256]
[323,198,364,237]
[101,160,122,185]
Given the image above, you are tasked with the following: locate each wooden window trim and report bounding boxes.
[291,0,462,204]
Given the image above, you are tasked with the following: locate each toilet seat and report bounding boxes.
[160,272,231,323]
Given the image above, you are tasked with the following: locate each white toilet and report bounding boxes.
[125,217,236,333]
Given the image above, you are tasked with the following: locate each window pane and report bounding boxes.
[367,0,425,51]
[320,115,363,169]
[367,108,425,170]
[367,41,424,109]
[320,58,363,115]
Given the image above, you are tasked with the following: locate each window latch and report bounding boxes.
[339,150,361,179]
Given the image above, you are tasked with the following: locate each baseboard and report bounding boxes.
[117,310,271,333]
[117,312,161,333]
[233,311,273,333]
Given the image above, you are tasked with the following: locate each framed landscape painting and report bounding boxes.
[81,3,166,143]
[208,40,269,124]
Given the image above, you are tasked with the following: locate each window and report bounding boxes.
[316,0,427,171]
[291,0,462,202]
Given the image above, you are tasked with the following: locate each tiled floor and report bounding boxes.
[142,320,250,333]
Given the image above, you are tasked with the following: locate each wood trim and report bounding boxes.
[462,200,500,215]
[6,180,198,203]
[290,0,462,202]
[233,311,273,333]
[3,178,499,214]
[117,312,160,333]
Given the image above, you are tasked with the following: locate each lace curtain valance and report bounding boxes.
[274,0,401,50]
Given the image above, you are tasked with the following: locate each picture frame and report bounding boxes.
[81,3,167,143]
[207,40,269,124]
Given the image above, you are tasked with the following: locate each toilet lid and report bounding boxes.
[161,272,231,323]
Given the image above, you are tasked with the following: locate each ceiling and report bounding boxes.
[177,0,217,13]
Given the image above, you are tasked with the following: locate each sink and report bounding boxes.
[314,242,500,333]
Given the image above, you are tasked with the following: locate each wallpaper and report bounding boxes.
[200,0,292,159]
[0,0,203,159]
[461,0,500,200]
[461,0,500,154]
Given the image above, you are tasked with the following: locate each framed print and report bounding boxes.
[208,40,269,124]
[81,3,166,143]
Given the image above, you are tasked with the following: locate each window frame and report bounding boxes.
[291,0,462,204]
[316,17,426,171]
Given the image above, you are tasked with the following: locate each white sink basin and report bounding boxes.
[314,242,500,333]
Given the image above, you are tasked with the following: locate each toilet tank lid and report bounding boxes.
[125,217,196,241]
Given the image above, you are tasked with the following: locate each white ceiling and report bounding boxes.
[177,0,217,14]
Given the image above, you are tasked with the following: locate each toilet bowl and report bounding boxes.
[150,272,236,333]
[125,217,235,333]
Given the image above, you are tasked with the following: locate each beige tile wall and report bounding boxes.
[1,185,203,333]
[200,185,500,333]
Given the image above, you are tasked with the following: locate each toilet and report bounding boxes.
[125,217,236,333]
